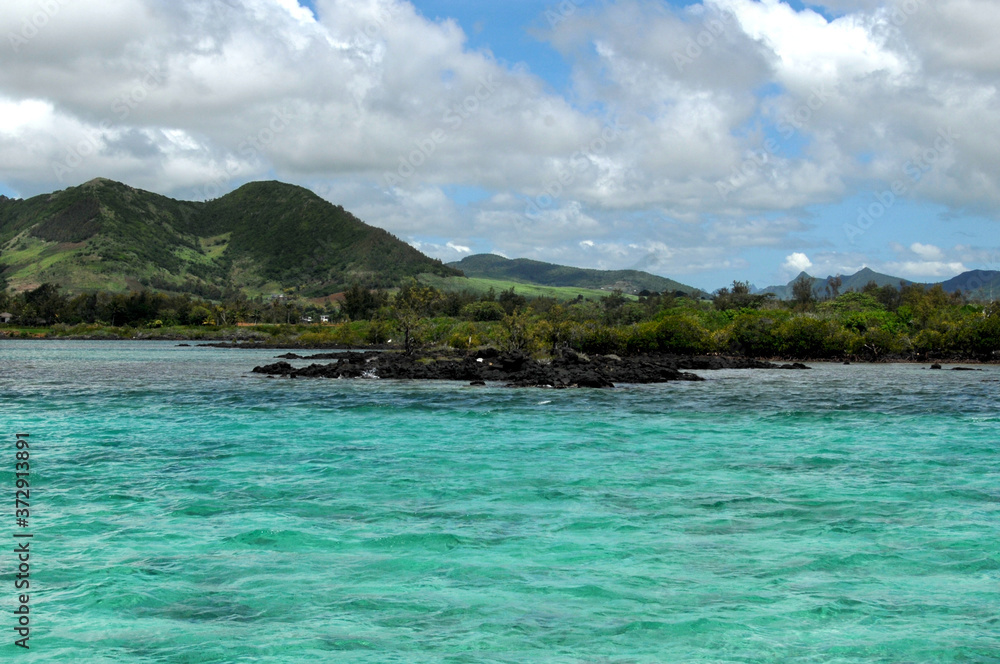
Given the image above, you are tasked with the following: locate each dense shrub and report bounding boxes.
[777,317,840,358]
[730,311,789,357]
[461,301,507,322]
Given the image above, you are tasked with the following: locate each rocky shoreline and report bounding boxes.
[251,349,810,388]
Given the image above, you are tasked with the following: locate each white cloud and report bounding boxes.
[783,252,814,273]
[720,0,908,86]
[708,217,808,247]
[880,240,977,279]
[445,241,471,254]
[884,260,969,279]
[0,0,999,287]
[910,242,944,260]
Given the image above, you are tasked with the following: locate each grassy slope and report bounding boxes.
[419,273,630,301]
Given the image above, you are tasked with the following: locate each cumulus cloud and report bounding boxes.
[885,260,969,279]
[910,242,944,261]
[0,0,595,196]
[783,252,813,273]
[445,241,471,253]
[883,241,970,279]
[0,0,998,288]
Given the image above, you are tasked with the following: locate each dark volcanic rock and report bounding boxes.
[252,361,295,376]
[251,350,810,388]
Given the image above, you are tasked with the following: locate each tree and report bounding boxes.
[497,287,527,314]
[213,305,229,326]
[0,284,11,316]
[778,316,839,358]
[825,276,842,300]
[498,311,532,352]
[791,275,815,308]
[22,283,65,325]
[732,280,752,297]
[714,280,772,311]
[730,310,789,356]
[461,301,506,322]
[649,314,712,354]
[391,280,440,354]
[188,305,212,325]
[862,280,902,311]
[341,283,387,320]
[602,289,627,309]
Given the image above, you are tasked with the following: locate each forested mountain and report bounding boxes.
[0,178,458,298]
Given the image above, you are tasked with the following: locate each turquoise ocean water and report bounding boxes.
[1,340,998,662]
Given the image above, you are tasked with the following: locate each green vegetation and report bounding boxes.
[418,273,621,301]
[3,278,997,362]
[1,181,997,361]
[190,181,458,291]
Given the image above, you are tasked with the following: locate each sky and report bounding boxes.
[1,0,999,291]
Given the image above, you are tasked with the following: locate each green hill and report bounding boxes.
[0,178,458,298]
[447,254,703,296]
[935,270,1000,299]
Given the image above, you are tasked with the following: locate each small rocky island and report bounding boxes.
[252,348,809,388]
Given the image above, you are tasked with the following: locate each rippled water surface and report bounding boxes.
[1,341,998,662]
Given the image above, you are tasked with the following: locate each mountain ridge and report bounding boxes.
[0,178,459,298]
[760,266,999,300]
[447,254,704,296]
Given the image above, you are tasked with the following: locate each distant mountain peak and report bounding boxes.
[80,177,123,189]
[755,265,999,300]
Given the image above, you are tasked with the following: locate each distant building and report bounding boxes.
[0,312,12,324]
[320,315,330,323]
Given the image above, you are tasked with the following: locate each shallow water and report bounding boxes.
[1,341,998,662]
